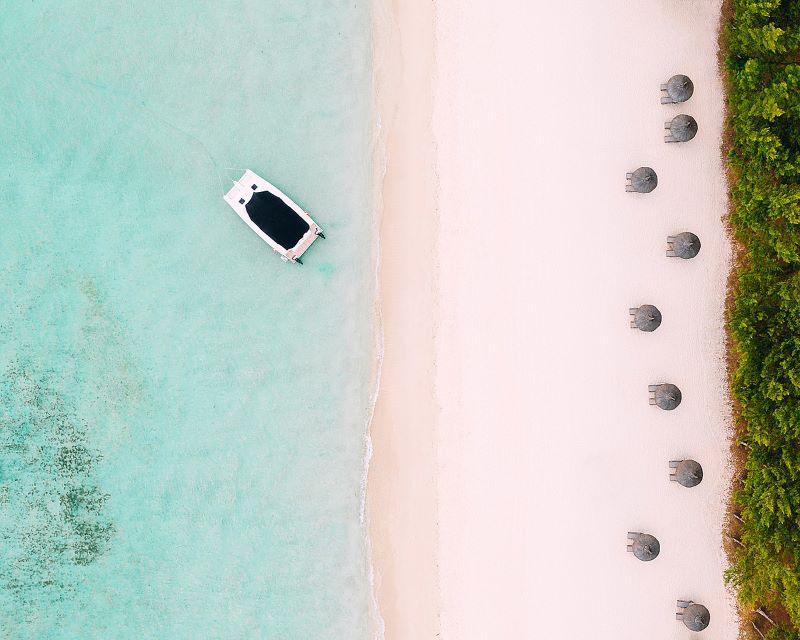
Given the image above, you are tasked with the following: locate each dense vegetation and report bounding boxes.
[724,1,800,637]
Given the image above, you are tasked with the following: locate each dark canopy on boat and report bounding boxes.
[245,190,310,251]
[633,305,662,332]
[675,459,703,487]
[669,114,698,141]
[682,604,711,631]
[630,167,658,193]
[631,533,661,562]
[666,75,694,103]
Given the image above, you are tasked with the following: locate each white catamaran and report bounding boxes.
[224,170,324,264]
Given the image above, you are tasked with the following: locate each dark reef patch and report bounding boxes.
[0,362,114,612]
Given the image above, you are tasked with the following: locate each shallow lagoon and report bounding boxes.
[0,2,376,637]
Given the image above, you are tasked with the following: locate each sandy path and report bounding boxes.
[370,0,739,638]
[433,1,738,639]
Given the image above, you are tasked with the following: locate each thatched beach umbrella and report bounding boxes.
[627,532,661,561]
[662,75,694,104]
[667,232,701,259]
[630,305,662,332]
[649,383,682,410]
[626,167,658,193]
[670,459,703,487]
[665,114,698,142]
[678,602,710,631]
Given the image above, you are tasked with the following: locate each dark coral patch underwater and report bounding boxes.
[0,363,114,613]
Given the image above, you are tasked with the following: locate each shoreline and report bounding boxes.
[367,0,440,638]
[369,1,740,639]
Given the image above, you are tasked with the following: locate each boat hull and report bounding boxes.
[223,170,323,262]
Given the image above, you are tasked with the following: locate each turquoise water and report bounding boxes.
[0,2,377,638]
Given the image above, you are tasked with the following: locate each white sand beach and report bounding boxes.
[370,1,739,639]
[368,1,439,638]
